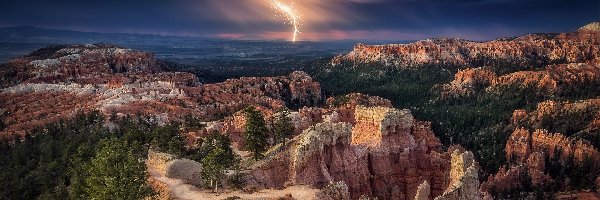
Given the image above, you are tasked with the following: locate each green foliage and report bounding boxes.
[115,116,186,157]
[198,131,239,193]
[538,105,598,137]
[330,95,350,107]
[0,111,189,199]
[272,108,294,145]
[0,111,108,200]
[184,114,205,131]
[310,62,453,109]
[150,124,186,157]
[307,58,600,186]
[243,106,269,160]
[83,138,153,199]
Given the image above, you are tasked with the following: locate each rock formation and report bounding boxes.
[414,181,430,200]
[316,181,351,200]
[520,99,600,134]
[0,45,323,139]
[487,61,600,96]
[332,22,600,69]
[434,150,480,200]
[483,127,600,194]
[247,105,481,200]
[436,59,600,99]
[147,150,204,187]
[437,67,496,99]
[579,21,600,32]
[505,128,600,166]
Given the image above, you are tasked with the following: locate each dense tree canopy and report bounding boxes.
[243,106,269,160]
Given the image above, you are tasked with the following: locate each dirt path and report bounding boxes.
[148,165,321,200]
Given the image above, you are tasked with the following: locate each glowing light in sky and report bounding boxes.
[271,0,300,42]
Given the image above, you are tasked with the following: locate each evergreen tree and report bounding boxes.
[243,106,268,160]
[272,108,294,146]
[150,124,185,157]
[199,131,237,193]
[83,138,153,200]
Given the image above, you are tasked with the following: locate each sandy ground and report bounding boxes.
[148,165,321,200]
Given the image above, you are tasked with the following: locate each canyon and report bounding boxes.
[2,21,600,200]
[0,44,321,139]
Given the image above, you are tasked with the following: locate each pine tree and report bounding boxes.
[83,138,153,200]
[243,106,268,160]
[273,108,294,146]
[200,131,237,193]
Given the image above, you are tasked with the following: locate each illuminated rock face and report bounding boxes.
[248,106,481,200]
[504,128,600,165]
[434,150,480,200]
[332,24,600,68]
[437,67,497,99]
[351,106,414,148]
[436,59,600,99]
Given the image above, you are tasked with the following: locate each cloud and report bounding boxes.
[1,0,598,41]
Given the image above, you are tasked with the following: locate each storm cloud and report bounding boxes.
[0,0,598,40]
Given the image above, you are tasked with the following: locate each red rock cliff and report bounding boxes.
[247,106,481,200]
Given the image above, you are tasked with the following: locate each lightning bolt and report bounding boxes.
[271,0,300,42]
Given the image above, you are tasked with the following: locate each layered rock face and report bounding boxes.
[437,59,600,99]
[522,99,600,133]
[248,106,481,200]
[483,128,600,193]
[483,96,600,194]
[184,71,322,120]
[435,150,480,200]
[437,67,496,99]
[487,61,600,95]
[505,128,600,166]
[0,45,322,139]
[0,44,159,88]
[332,23,600,68]
[351,106,414,147]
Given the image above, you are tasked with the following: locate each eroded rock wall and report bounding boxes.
[248,106,471,200]
[332,26,600,68]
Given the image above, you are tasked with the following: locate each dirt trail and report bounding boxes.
[148,164,320,200]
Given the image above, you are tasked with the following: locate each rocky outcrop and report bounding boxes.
[315,181,351,200]
[435,150,480,200]
[518,99,600,134]
[184,71,322,120]
[436,60,600,99]
[579,21,600,32]
[487,61,600,96]
[505,128,600,166]
[247,106,478,200]
[333,22,600,69]
[414,181,430,200]
[0,45,324,139]
[437,67,496,99]
[0,44,158,88]
[351,106,414,147]
[147,150,203,188]
[484,127,600,194]
[164,159,204,186]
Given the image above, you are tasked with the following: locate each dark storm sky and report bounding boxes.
[1,0,598,41]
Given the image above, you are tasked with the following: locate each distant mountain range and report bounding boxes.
[0,26,213,45]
